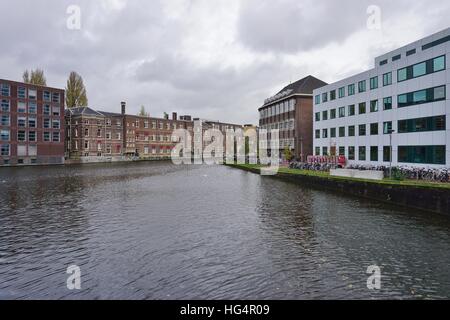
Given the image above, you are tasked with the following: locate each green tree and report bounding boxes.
[65,71,88,108]
[23,68,47,86]
[283,146,293,162]
[138,105,148,117]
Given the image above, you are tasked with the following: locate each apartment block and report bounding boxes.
[0,79,65,166]
[259,75,327,160]
[313,28,450,168]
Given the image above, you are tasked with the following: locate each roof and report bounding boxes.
[65,107,104,117]
[275,75,327,96]
[261,75,327,109]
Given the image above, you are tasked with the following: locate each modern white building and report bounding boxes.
[313,28,450,168]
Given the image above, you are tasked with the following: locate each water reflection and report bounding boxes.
[0,162,450,299]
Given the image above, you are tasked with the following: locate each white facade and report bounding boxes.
[313,28,450,168]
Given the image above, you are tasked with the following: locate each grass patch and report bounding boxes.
[227,163,450,190]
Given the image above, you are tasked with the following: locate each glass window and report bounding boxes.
[330,109,336,119]
[348,126,355,137]
[43,118,50,129]
[370,123,379,135]
[17,102,27,113]
[339,127,345,137]
[339,147,345,156]
[398,116,446,133]
[339,87,345,98]
[28,131,36,142]
[383,72,392,86]
[43,132,51,142]
[322,110,328,121]
[339,107,345,118]
[52,120,60,129]
[29,102,37,114]
[18,117,26,127]
[18,130,26,141]
[28,89,37,100]
[370,76,378,90]
[315,130,320,139]
[370,146,378,161]
[52,92,60,103]
[383,146,391,162]
[370,100,378,112]
[413,62,427,77]
[397,68,407,82]
[383,97,392,110]
[398,145,445,165]
[330,128,336,138]
[315,147,320,156]
[53,132,60,142]
[322,147,328,156]
[348,146,355,160]
[383,121,393,134]
[322,92,328,103]
[322,129,328,138]
[43,91,51,102]
[358,80,366,93]
[330,90,336,100]
[358,102,366,114]
[359,124,366,136]
[359,146,366,161]
[43,104,50,115]
[434,86,446,100]
[0,130,10,141]
[315,95,320,105]
[348,84,355,96]
[413,90,427,103]
[1,115,10,126]
[433,56,445,72]
[1,84,10,96]
[1,99,10,112]
[28,117,36,128]
[0,144,9,156]
[315,112,320,122]
[18,87,26,99]
[348,105,355,116]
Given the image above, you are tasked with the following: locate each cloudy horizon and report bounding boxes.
[1,0,449,124]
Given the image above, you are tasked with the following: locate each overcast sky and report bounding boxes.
[1,0,449,124]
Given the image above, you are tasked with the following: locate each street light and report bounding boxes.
[388,129,396,179]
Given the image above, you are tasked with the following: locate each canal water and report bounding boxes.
[1,162,450,300]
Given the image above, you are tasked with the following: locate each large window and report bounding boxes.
[359,146,366,161]
[370,123,378,135]
[383,97,392,110]
[358,102,366,114]
[322,110,328,121]
[0,130,10,141]
[383,121,393,134]
[330,109,336,119]
[398,145,445,165]
[383,72,392,86]
[370,146,378,161]
[348,126,355,137]
[339,127,345,137]
[1,115,9,126]
[348,84,355,96]
[370,100,379,112]
[330,90,336,101]
[315,95,320,105]
[1,83,10,96]
[398,85,446,108]
[1,99,9,112]
[315,112,320,122]
[18,87,26,98]
[338,87,345,98]
[348,105,355,116]
[383,146,391,162]
[370,76,378,90]
[322,129,328,138]
[330,128,336,138]
[339,107,345,118]
[359,124,366,136]
[0,144,9,156]
[358,80,366,93]
[398,116,446,133]
[398,55,446,82]
[322,92,328,103]
[348,146,355,160]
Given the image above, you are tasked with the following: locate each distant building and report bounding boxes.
[313,28,450,168]
[258,75,327,161]
[0,79,65,166]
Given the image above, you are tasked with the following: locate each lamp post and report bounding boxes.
[388,129,396,179]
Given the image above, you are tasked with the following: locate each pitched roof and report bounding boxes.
[276,75,327,95]
[65,107,104,117]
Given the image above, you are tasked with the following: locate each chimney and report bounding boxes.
[172,112,177,121]
[121,101,126,115]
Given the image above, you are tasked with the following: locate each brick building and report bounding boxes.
[258,75,327,161]
[0,79,65,166]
